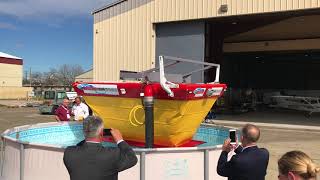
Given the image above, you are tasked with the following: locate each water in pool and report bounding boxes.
[8,123,236,148]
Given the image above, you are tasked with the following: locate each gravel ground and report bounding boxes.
[213,109,320,179]
[260,128,320,180]
[0,105,319,180]
[0,107,55,133]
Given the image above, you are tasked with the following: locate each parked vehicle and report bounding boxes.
[39,90,70,114]
[66,91,77,101]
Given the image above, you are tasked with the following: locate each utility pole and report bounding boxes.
[29,67,32,87]
[24,71,28,84]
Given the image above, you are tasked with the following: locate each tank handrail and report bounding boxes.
[120,55,221,84]
[162,55,220,83]
[159,56,176,97]
[158,55,220,97]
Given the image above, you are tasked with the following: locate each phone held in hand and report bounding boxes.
[229,129,236,145]
[103,129,112,136]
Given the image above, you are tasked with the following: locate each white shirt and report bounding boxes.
[72,103,89,121]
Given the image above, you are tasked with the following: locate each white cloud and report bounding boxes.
[15,42,24,49]
[0,22,17,30]
[0,0,114,19]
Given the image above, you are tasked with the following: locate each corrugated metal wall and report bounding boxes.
[0,87,32,99]
[75,70,93,82]
[93,0,156,81]
[93,0,320,81]
[154,0,320,22]
[0,63,23,87]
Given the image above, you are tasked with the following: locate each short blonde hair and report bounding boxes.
[278,151,320,179]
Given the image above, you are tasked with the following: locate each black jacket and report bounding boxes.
[217,145,269,180]
[63,141,138,180]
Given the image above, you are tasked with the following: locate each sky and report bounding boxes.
[0,0,114,73]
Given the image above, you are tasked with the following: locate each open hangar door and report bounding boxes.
[204,10,320,116]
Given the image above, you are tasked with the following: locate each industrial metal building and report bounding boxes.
[0,52,32,99]
[75,69,93,82]
[93,0,320,114]
[0,52,23,87]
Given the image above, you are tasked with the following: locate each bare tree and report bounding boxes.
[43,68,60,86]
[30,72,44,85]
[51,64,84,86]
[25,64,84,86]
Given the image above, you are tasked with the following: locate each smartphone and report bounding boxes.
[229,129,236,145]
[103,129,112,136]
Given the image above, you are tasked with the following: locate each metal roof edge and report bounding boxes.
[0,52,22,60]
[92,0,128,15]
[76,69,93,78]
[82,68,93,74]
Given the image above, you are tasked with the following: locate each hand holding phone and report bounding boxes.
[103,129,112,136]
[103,128,124,143]
[229,129,236,145]
[110,128,123,143]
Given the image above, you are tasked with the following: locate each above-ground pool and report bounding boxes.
[1,122,237,180]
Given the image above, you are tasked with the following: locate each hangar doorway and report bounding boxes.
[205,11,320,118]
[154,10,320,119]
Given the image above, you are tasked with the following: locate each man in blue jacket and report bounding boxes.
[217,124,269,180]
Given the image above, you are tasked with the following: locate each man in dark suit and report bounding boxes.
[217,124,269,180]
[63,116,138,180]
